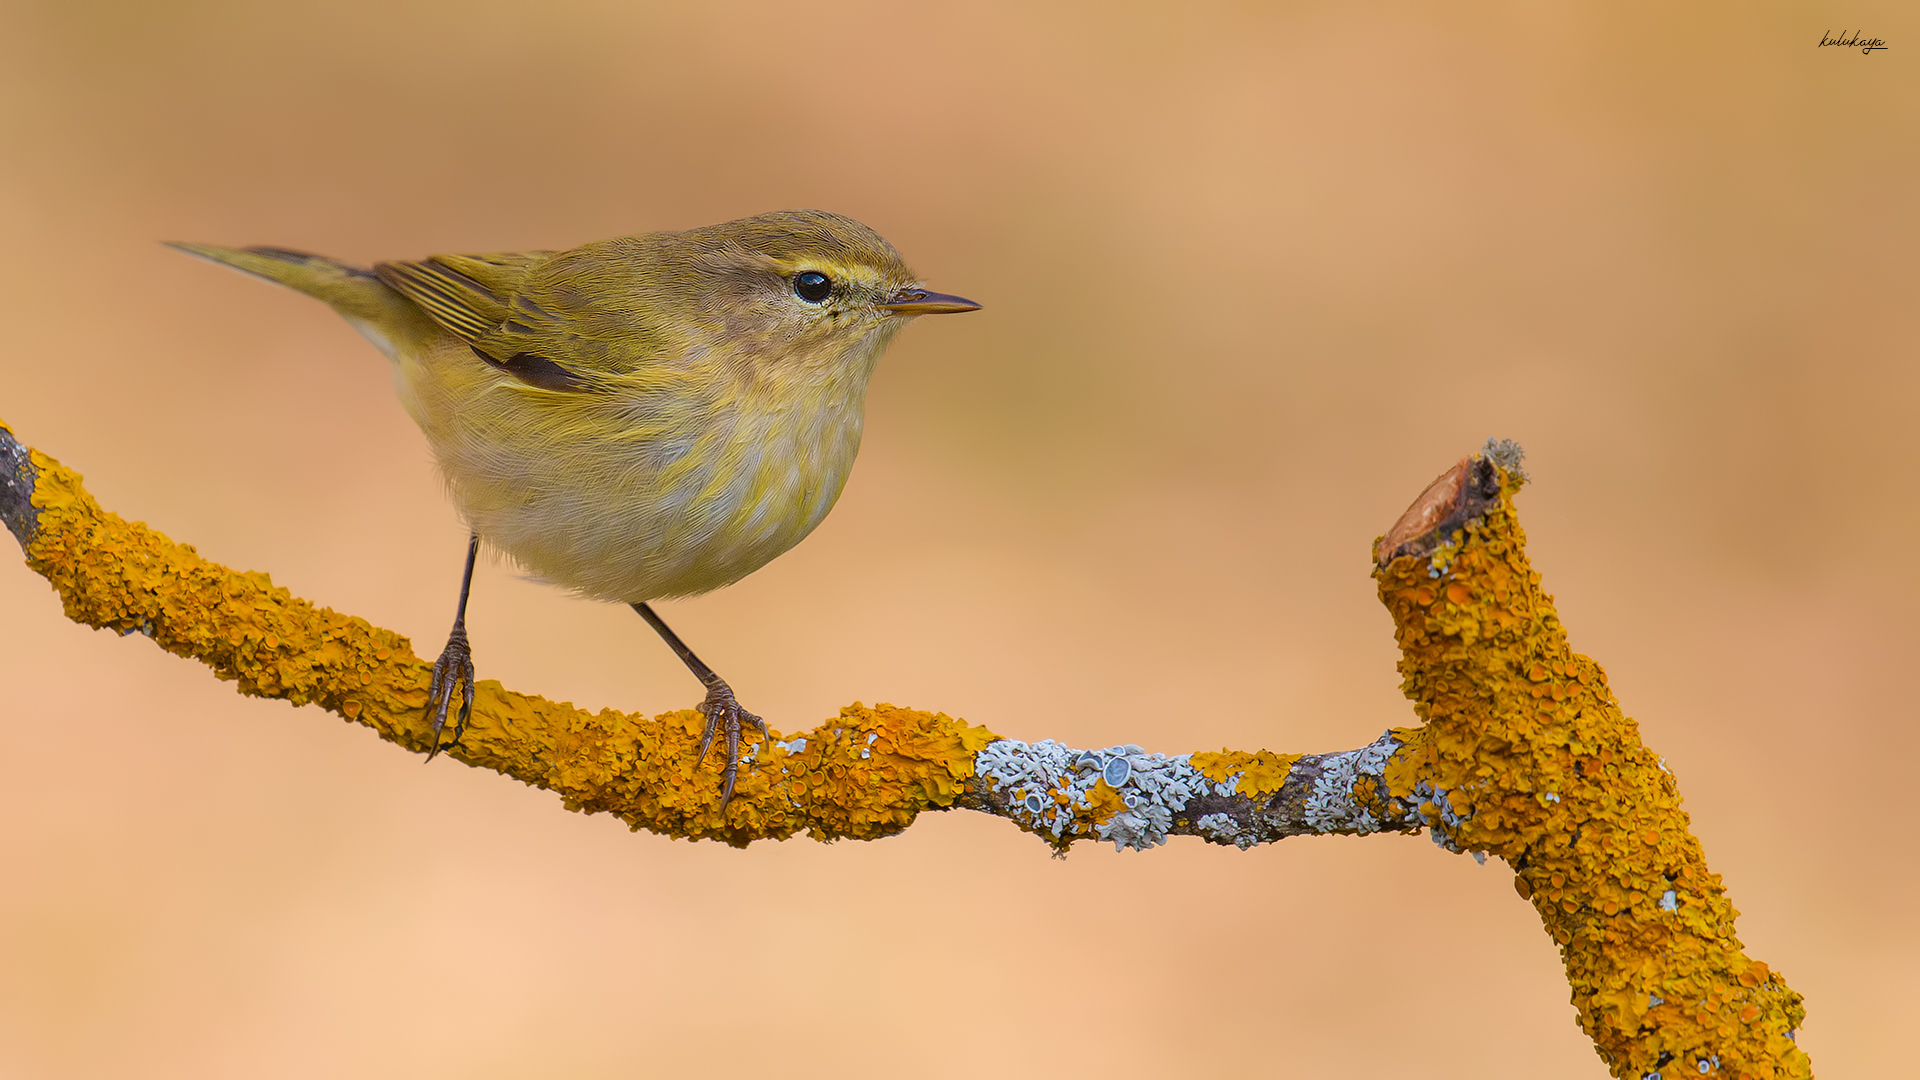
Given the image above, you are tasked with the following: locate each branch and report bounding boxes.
[0,418,1811,1078]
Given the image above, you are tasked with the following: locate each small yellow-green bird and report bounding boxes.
[170,210,979,805]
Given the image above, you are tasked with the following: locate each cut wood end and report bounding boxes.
[1373,441,1521,569]
[1375,458,1470,566]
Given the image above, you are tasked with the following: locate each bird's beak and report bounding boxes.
[879,287,982,316]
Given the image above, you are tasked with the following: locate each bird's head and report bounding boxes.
[642,209,980,386]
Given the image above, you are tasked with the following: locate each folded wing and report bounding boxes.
[375,252,596,392]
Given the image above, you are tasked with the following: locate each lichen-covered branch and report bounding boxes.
[0,418,1812,1078]
[1372,447,1810,1079]
[0,417,1411,853]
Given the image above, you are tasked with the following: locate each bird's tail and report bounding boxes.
[165,242,415,331]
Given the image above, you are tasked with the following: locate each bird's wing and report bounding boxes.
[375,250,600,392]
[374,251,542,341]
[377,243,684,393]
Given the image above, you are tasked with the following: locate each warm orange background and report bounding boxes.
[1,2,1914,1076]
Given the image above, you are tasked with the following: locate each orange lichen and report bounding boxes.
[7,422,1811,1076]
[1083,778,1128,825]
[1375,463,1810,1079]
[19,444,999,847]
[1190,749,1301,798]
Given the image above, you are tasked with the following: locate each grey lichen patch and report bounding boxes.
[1195,812,1254,850]
[1301,733,1401,835]
[967,726,1436,853]
[1480,436,1528,488]
[1413,780,1473,854]
[973,738,1232,852]
[0,424,39,548]
[967,730,1428,853]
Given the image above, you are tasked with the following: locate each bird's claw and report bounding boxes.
[694,681,769,811]
[424,625,476,760]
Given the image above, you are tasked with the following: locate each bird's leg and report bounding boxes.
[424,534,480,761]
[631,602,769,810]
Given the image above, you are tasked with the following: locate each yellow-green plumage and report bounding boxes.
[171,211,974,604]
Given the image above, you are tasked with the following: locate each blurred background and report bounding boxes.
[1,1,1914,1076]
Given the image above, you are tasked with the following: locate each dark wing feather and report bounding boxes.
[375,251,596,391]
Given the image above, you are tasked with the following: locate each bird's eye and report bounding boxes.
[793,270,832,303]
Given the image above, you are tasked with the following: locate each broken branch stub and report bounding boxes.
[1371,440,1808,1079]
[0,417,1810,1078]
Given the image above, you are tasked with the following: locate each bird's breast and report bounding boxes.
[682,391,867,578]
[417,347,873,603]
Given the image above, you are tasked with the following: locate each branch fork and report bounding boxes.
[0,419,1811,1079]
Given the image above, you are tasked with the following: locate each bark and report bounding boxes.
[0,418,1811,1079]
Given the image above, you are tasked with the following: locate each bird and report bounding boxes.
[169,210,980,806]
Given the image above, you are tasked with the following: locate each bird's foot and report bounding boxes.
[694,680,769,811]
[424,625,476,760]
